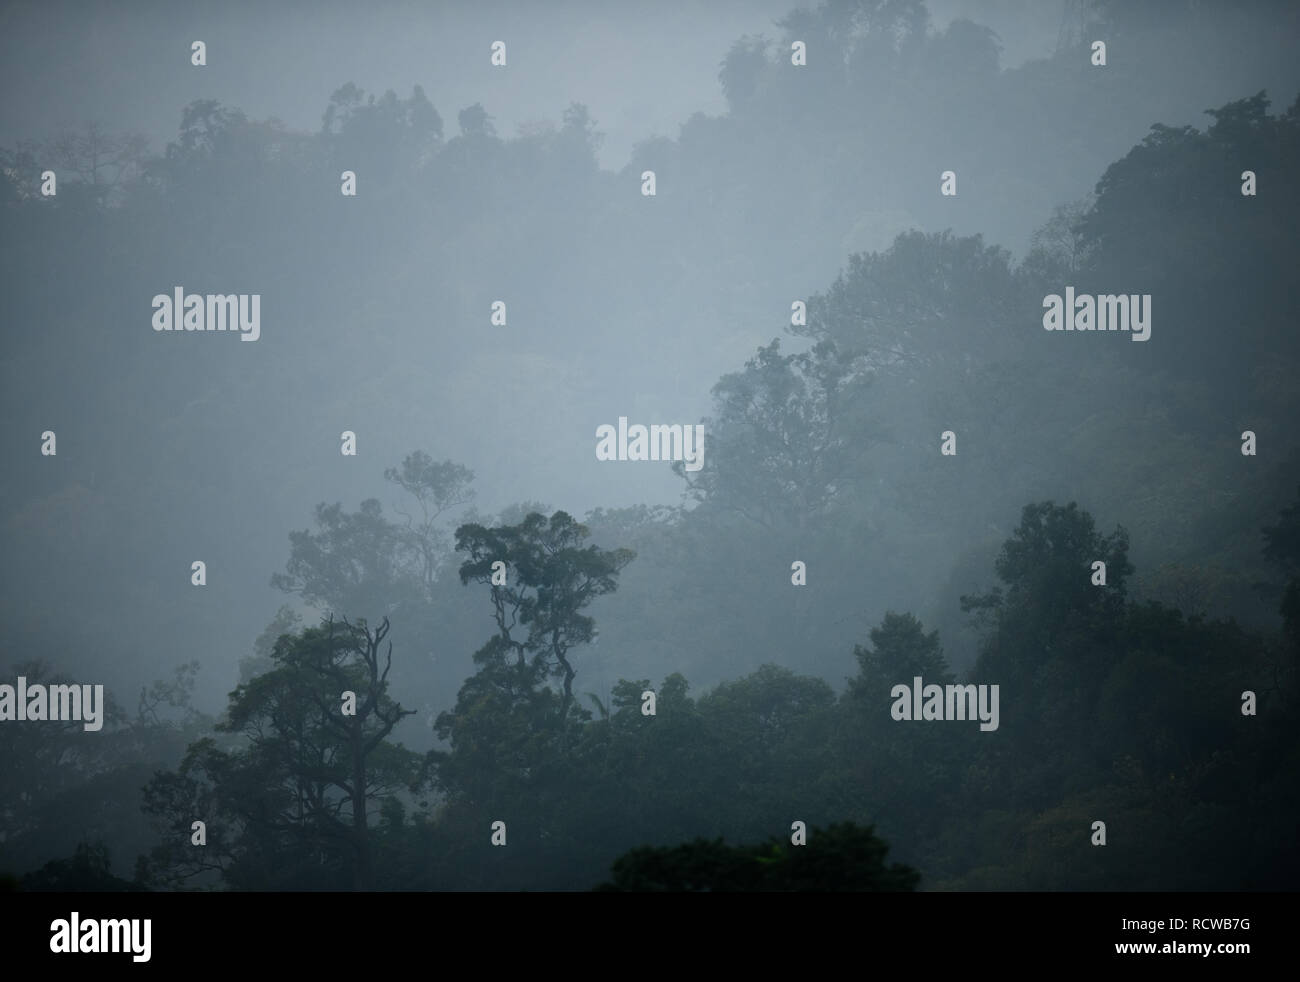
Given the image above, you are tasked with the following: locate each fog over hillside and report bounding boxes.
[1,0,1297,905]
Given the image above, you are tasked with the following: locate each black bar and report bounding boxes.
[0,891,1287,970]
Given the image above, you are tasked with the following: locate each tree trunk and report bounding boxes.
[351,717,369,891]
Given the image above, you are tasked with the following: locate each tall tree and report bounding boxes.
[452,511,635,728]
[141,617,422,890]
[429,511,634,860]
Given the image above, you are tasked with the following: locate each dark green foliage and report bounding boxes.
[116,491,1300,891]
[0,661,208,884]
[450,510,635,726]
[18,841,145,892]
[1079,91,1300,413]
[597,823,919,892]
[139,617,424,891]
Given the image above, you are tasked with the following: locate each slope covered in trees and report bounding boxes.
[1,0,1297,892]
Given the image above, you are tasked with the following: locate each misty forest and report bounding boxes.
[2,0,1299,892]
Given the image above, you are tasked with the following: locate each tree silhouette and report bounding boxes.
[597,822,919,892]
[141,617,421,890]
